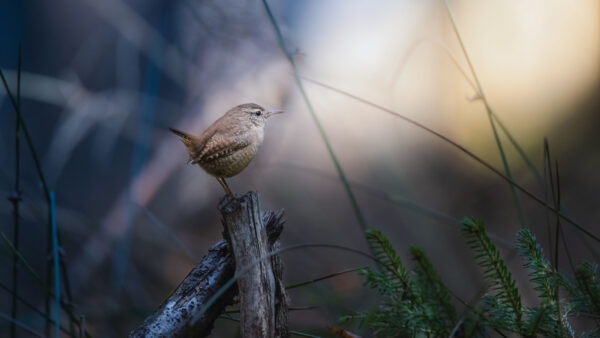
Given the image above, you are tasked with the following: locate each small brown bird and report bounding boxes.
[169,103,283,197]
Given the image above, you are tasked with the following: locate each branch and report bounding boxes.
[130,202,285,337]
[220,192,289,337]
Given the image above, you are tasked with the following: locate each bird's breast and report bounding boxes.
[200,129,263,178]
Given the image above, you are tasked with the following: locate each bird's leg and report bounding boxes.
[217,177,234,197]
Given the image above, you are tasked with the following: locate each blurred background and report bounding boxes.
[0,0,599,336]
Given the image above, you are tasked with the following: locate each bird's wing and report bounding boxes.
[193,131,251,164]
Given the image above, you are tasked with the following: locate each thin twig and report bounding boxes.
[543,139,554,264]
[0,63,76,332]
[9,45,22,338]
[224,306,318,314]
[261,0,374,253]
[390,37,477,94]
[0,312,45,338]
[0,230,90,337]
[0,230,51,295]
[285,267,363,290]
[276,161,513,248]
[113,20,163,289]
[0,281,72,335]
[50,191,61,338]
[553,161,561,271]
[198,242,383,323]
[390,37,543,185]
[300,77,598,242]
[553,160,564,335]
[443,0,526,227]
[219,314,323,338]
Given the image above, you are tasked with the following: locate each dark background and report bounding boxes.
[1,0,599,336]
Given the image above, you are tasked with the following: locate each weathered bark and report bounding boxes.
[129,199,285,337]
[270,228,289,338]
[219,192,288,338]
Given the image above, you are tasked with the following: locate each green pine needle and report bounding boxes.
[409,246,457,334]
[462,218,523,331]
[573,262,600,317]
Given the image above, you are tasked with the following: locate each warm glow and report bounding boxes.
[295,0,599,158]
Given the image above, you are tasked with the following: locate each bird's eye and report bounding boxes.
[254,110,262,116]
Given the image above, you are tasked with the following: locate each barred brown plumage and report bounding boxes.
[169,103,283,196]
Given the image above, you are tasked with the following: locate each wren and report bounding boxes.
[169,103,283,197]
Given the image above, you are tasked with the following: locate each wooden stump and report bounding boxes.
[130,192,287,337]
[220,192,289,338]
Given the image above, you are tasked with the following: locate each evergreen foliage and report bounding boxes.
[343,218,600,337]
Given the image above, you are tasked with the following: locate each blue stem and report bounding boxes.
[112,15,164,289]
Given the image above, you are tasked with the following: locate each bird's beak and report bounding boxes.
[265,109,284,118]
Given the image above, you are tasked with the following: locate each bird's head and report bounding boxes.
[231,103,284,127]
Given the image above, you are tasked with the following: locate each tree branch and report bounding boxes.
[130,195,285,337]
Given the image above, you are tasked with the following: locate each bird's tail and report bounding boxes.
[169,127,192,142]
[169,127,198,164]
